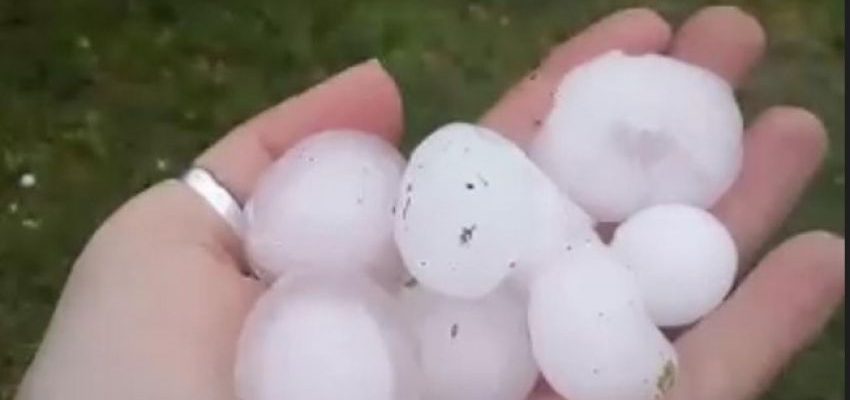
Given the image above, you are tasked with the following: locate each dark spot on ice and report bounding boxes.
[533,119,542,127]
[416,164,424,170]
[402,196,412,220]
[509,261,517,269]
[356,197,364,205]
[419,260,428,267]
[565,244,573,251]
[465,182,475,190]
[404,277,418,288]
[463,146,470,154]
[308,156,316,162]
[391,205,396,215]
[406,183,413,193]
[597,312,605,318]
[460,224,477,246]
[592,368,600,375]
[585,238,592,244]
[450,323,459,339]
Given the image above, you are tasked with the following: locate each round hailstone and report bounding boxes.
[399,283,538,400]
[528,247,678,400]
[235,274,420,400]
[610,204,738,327]
[529,50,744,222]
[244,130,405,284]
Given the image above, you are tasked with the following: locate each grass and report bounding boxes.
[0,0,844,398]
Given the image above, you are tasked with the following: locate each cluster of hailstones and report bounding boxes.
[235,50,742,400]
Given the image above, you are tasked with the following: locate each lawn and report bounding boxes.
[0,0,844,398]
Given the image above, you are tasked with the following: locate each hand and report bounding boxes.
[15,7,844,400]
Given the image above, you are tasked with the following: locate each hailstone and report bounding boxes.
[511,164,598,290]
[400,282,538,400]
[394,122,591,298]
[235,274,420,400]
[528,246,678,400]
[610,204,738,327]
[529,50,744,222]
[244,130,405,284]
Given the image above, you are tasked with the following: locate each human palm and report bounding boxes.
[16,7,844,400]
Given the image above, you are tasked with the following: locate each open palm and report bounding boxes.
[16,7,844,400]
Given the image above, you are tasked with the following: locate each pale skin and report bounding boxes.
[15,7,845,400]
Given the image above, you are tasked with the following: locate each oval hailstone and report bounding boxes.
[610,204,738,327]
[400,283,538,400]
[529,50,744,222]
[395,122,592,298]
[528,247,678,400]
[244,130,405,284]
[394,123,536,298]
[235,275,420,400]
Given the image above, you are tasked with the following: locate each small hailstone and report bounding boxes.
[244,130,406,285]
[610,204,737,327]
[21,218,41,230]
[528,246,677,400]
[530,50,744,222]
[75,35,91,49]
[235,275,420,400]
[8,202,19,214]
[400,284,538,400]
[19,173,36,188]
[155,158,169,171]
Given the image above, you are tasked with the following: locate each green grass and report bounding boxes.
[0,0,844,398]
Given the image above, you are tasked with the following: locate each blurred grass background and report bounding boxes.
[0,0,844,398]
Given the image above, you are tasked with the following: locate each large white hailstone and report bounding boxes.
[244,130,406,284]
[395,122,592,298]
[235,274,421,400]
[512,164,598,289]
[529,50,744,222]
[610,204,738,327]
[399,283,538,400]
[528,247,678,400]
[394,122,534,298]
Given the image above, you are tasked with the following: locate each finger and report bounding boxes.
[480,8,672,144]
[669,6,766,86]
[712,107,828,265]
[669,231,845,400]
[196,59,403,204]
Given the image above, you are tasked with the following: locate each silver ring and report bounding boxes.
[180,167,244,237]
